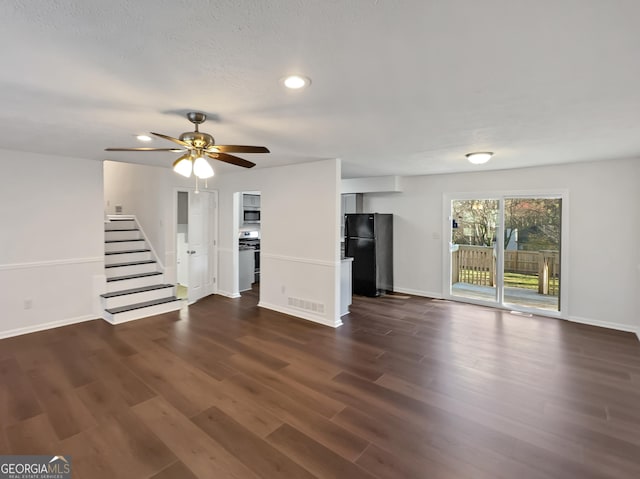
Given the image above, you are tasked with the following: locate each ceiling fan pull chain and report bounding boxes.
[194,175,199,194]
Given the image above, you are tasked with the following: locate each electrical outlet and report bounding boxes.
[281,285,286,294]
[24,299,33,310]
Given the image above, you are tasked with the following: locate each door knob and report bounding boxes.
[188,250,196,254]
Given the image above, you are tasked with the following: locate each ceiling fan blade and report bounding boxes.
[105,147,184,152]
[206,145,270,154]
[207,152,256,168]
[150,132,192,148]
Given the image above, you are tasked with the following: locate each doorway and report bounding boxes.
[176,191,189,299]
[175,189,218,304]
[237,191,261,295]
[446,192,566,315]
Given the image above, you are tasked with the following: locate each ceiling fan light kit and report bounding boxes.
[106,111,269,189]
[193,156,214,178]
[466,152,493,165]
[172,154,193,177]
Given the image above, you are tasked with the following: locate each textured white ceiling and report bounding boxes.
[1,0,639,177]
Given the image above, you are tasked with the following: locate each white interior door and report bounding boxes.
[188,191,215,303]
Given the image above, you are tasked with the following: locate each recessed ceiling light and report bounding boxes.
[466,152,493,164]
[282,75,311,89]
[136,135,152,142]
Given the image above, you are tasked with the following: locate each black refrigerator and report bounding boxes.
[344,213,393,297]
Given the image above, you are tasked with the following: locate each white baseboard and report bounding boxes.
[258,301,342,328]
[568,315,639,339]
[217,290,241,299]
[0,315,97,339]
[393,287,443,299]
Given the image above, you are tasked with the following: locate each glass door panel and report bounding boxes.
[450,199,499,303]
[503,197,561,311]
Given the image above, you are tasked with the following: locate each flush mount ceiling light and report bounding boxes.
[466,152,494,165]
[136,134,152,142]
[282,74,311,89]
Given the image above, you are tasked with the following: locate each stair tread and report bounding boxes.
[105,260,156,268]
[101,284,174,298]
[105,228,139,232]
[106,296,179,315]
[107,271,162,282]
[109,218,135,221]
[105,249,151,255]
[105,239,145,243]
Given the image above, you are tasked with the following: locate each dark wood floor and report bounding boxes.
[2,287,640,478]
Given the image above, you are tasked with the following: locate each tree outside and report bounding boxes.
[452,198,560,251]
[452,199,498,246]
[504,198,561,251]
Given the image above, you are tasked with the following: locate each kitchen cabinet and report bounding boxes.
[340,194,362,238]
[239,249,255,292]
[243,194,260,208]
[340,257,353,315]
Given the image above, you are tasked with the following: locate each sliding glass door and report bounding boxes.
[448,193,564,315]
[450,199,499,304]
[503,197,561,312]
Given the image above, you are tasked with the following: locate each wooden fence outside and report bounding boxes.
[452,245,559,296]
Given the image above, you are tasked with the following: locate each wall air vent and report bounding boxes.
[287,297,325,314]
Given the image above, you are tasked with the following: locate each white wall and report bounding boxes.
[363,158,640,334]
[104,158,343,327]
[0,149,104,338]
[103,161,172,265]
[217,159,342,326]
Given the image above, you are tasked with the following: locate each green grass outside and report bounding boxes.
[504,272,539,291]
[458,270,551,292]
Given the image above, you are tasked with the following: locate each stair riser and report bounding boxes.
[105,230,142,241]
[105,220,136,230]
[103,300,182,324]
[105,240,146,253]
[106,274,163,292]
[102,287,175,309]
[106,263,157,278]
[105,251,152,264]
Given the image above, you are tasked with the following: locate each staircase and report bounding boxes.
[101,217,181,323]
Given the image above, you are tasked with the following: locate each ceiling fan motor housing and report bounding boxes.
[179,131,214,149]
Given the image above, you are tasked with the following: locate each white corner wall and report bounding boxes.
[215,159,342,327]
[363,158,640,335]
[0,149,104,338]
[103,161,172,265]
[104,158,343,328]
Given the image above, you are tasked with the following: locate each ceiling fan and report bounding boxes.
[105,111,269,180]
